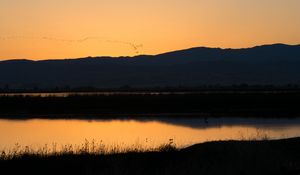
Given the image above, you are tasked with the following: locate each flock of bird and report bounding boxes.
[0,36,143,54]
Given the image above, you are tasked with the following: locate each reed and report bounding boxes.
[0,139,177,160]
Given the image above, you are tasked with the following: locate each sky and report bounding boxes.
[0,0,299,60]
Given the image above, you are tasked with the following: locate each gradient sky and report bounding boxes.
[0,0,300,60]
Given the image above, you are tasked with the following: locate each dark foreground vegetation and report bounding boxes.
[1,138,300,175]
[1,90,300,118]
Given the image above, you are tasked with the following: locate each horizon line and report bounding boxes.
[1,43,299,62]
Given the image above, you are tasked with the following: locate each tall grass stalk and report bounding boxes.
[0,139,177,160]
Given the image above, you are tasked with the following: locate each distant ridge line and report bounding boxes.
[1,43,299,62]
[0,43,300,89]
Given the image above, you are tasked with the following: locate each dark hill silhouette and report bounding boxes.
[1,43,300,89]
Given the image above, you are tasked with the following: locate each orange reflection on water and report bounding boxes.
[0,118,300,150]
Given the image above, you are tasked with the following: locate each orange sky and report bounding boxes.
[0,0,300,60]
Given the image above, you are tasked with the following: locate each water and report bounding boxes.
[0,90,288,97]
[0,92,191,97]
[1,117,300,151]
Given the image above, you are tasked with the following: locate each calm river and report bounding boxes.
[1,117,300,151]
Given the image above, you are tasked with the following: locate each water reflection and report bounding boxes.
[139,117,300,129]
[0,92,192,97]
[0,117,300,150]
[0,90,283,97]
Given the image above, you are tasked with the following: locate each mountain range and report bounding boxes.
[1,43,300,89]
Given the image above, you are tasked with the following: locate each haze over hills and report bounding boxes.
[1,43,300,89]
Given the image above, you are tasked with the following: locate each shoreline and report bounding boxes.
[1,113,300,120]
[0,92,300,118]
[1,137,300,175]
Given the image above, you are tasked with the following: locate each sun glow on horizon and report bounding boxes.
[0,0,299,60]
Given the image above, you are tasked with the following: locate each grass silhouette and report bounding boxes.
[1,138,300,175]
[0,139,178,160]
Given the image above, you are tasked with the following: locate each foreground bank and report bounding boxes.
[1,137,300,175]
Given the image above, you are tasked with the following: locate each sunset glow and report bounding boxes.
[1,119,300,150]
[0,0,300,60]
